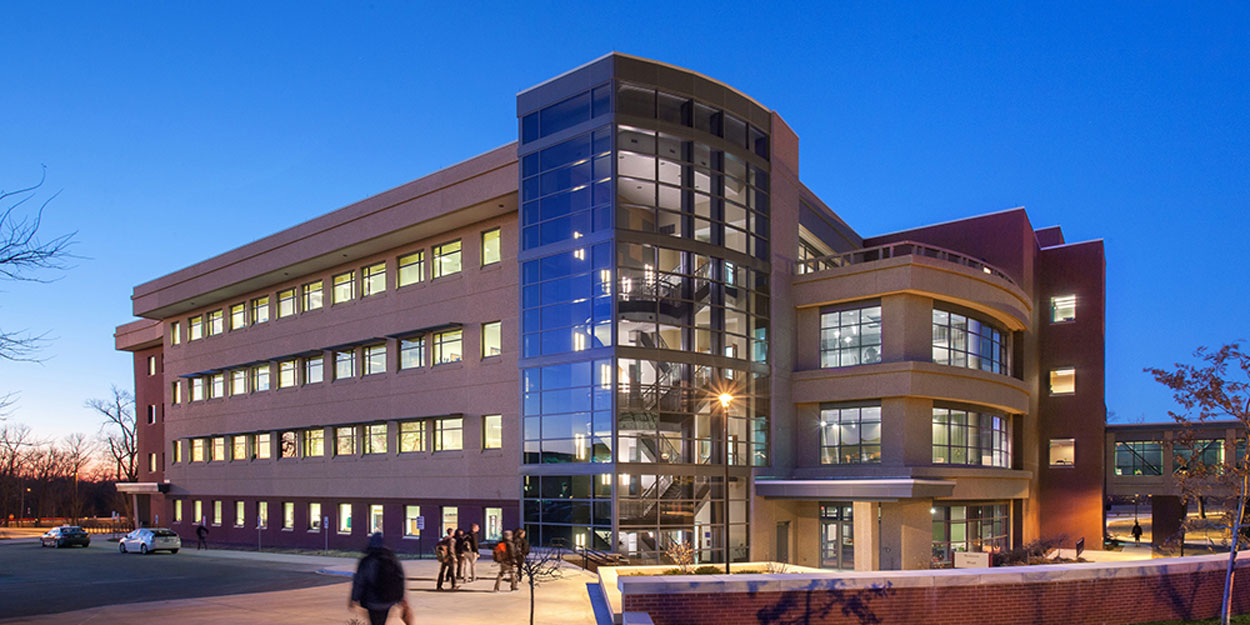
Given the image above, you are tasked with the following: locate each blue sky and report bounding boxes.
[0,2,1246,439]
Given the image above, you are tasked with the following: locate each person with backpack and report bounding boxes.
[462,523,481,583]
[350,533,410,625]
[435,528,457,591]
[493,529,517,592]
[513,528,531,585]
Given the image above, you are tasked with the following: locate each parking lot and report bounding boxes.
[0,539,342,620]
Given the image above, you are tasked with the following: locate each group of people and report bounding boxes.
[349,526,534,624]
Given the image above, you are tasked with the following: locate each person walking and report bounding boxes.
[513,528,530,587]
[493,530,517,592]
[454,529,470,582]
[195,522,209,550]
[435,528,457,591]
[463,523,481,583]
[1131,519,1144,544]
[350,533,410,625]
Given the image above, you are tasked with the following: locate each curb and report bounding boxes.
[315,568,354,577]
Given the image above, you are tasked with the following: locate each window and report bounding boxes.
[148,453,156,472]
[363,262,386,296]
[404,505,421,537]
[433,329,463,365]
[174,500,183,523]
[302,280,323,311]
[369,504,384,534]
[398,251,424,287]
[171,321,182,345]
[932,503,1009,567]
[1115,441,1163,476]
[207,310,223,336]
[171,381,182,404]
[304,428,325,457]
[257,502,269,529]
[481,228,501,265]
[333,271,355,304]
[336,426,357,456]
[484,507,503,541]
[147,355,157,376]
[1049,438,1076,467]
[365,424,387,455]
[254,433,272,459]
[1051,295,1077,323]
[932,308,1008,374]
[278,288,297,318]
[230,369,247,395]
[1050,368,1076,395]
[278,360,297,388]
[482,414,502,449]
[252,296,270,324]
[932,407,1011,468]
[435,417,463,451]
[209,373,224,399]
[252,364,271,392]
[230,303,246,330]
[400,336,425,369]
[433,240,462,278]
[147,405,157,424]
[309,503,322,530]
[364,344,387,375]
[282,502,295,530]
[280,431,298,458]
[194,500,203,525]
[1174,439,1225,474]
[335,350,355,380]
[191,439,205,463]
[441,506,458,537]
[212,437,225,462]
[173,440,182,463]
[189,316,203,341]
[190,377,204,402]
[338,503,353,533]
[399,421,425,453]
[293,357,319,386]
[482,321,502,358]
[820,304,882,367]
[232,435,247,461]
[235,501,245,527]
[212,500,222,525]
[819,404,882,464]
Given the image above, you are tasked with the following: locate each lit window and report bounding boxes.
[400,336,425,369]
[482,228,501,265]
[212,437,225,462]
[1114,441,1163,476]
[173,440,183,463]
[369,504,384,534]
[282,502,295,529]
[482,414,502,449]
[433,240,462,278]
[398,251,424,287]
[399,421,425,453]
[174,500,183,523]
[230,303,246,330]
[232,435,248,461]
[309,503,322,530]
[932,407,1011,468]
[235,501,246,527]
[1050,368,1076,395]
[338,503,353,533]
[482,321,502,358]
[304,428,324,457]
[484,507,503,541]
[819,304,882,367]
[819,404,882,464]
[171,381,182,404]
[194,501,202,525]
[364,344,387,375]
[147,405,157,424]
[278,289,297,318]
[433,329,463,365]
[213,501,222,525]
[335,350,355,380]
[209,373,224,399]
[434,417,463,451]
[171,321,182,345]
[336,426,357,456]
[302,280,323,311]
[1174,439,1225,474]
[252,364,271,392]
[365,424,387,455]
[441,506,458,537]
[1051,295,1077,323]
[257,502,269,529]
[280,431,298,458]
[207,310,223,336]
[333,272,355,304]
[252,296,270,324]
[230,369,247,395]
[189,316,203,341]
[362,262,386,296]
[253,433,272,460]
[190,377,204,402]
[304,356,324,384]
[932,308,1008,374]
[147,355,157,376]
[148,453,156,472]
[278,360,297,388]
[404,505,421,537]
[1049,438,1076,467]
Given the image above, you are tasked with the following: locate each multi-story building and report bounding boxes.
[115,53,1106,570]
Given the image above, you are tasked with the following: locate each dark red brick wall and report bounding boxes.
[623,564,1250,625]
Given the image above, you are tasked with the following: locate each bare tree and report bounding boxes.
[517,546,567,625]
[87,387,137,483]
[1148,342,1250,625]
[62,433,97,522]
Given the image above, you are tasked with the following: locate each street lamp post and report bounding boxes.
[718,392,734,575]
[19,487,30,525]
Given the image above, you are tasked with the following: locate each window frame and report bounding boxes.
[363,344,387,376]
[818,403,882,465]
[399,420,426,453]
[252,296,270,324]
[481,228,501,266]
[482,321,502,359]
[335,349,356,380]
[819,303,882,368]
[433,240,462,278]
[482,414,503,450]
[364,423,387,455]
[302,280,323,311]
[1048,438,1076,467]
[332,271,355,304]
[434,417,463,451]
[230,303,247,330]
[362,262,387,297]
[399,336,425,370]
[1050,294,1077,323]
[433,328,463,365]
[277,288,297,318]
[398,251,425,287]
[304,355,324,385]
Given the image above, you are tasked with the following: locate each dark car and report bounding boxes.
[40,526,91,548]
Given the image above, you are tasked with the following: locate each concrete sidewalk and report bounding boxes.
[1,546,603,625]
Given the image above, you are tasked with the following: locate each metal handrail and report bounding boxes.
[794,240,1017,287]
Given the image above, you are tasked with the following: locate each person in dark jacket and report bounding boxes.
[462,523,481,582]
[435,528,457,590]
[454,528,471,582]
[1131,520,1144,544]
[350,533,407,625]
[195,523,209,550]
[513,528,530,585]
[493,530,517,592]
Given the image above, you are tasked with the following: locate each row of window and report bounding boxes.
[172,499,503,541]
[817,404,1012,469]
[172,324,500,404]
[169,230,502,346]
[1109,439,1240,476]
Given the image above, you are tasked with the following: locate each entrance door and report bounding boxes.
[820,502,854,569]
[776,521,790,563]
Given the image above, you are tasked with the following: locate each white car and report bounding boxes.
[118,528,181,554]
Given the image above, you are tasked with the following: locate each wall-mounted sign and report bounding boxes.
[954,551,991,569]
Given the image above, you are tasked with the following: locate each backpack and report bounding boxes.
[435,541,451,563]
[493,541,508,563]
[373,554,405,604]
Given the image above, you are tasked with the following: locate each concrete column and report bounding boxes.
[881,397,933,467]
[881,293,932,363]
[853,501,880,571]
[795,307,821,370]
[1151,495,1185,553]
[879,500,932,570]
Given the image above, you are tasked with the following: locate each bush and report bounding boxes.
[694,565,722,575]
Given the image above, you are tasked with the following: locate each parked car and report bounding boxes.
[118,528,181,554]
[40,526,91,548]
